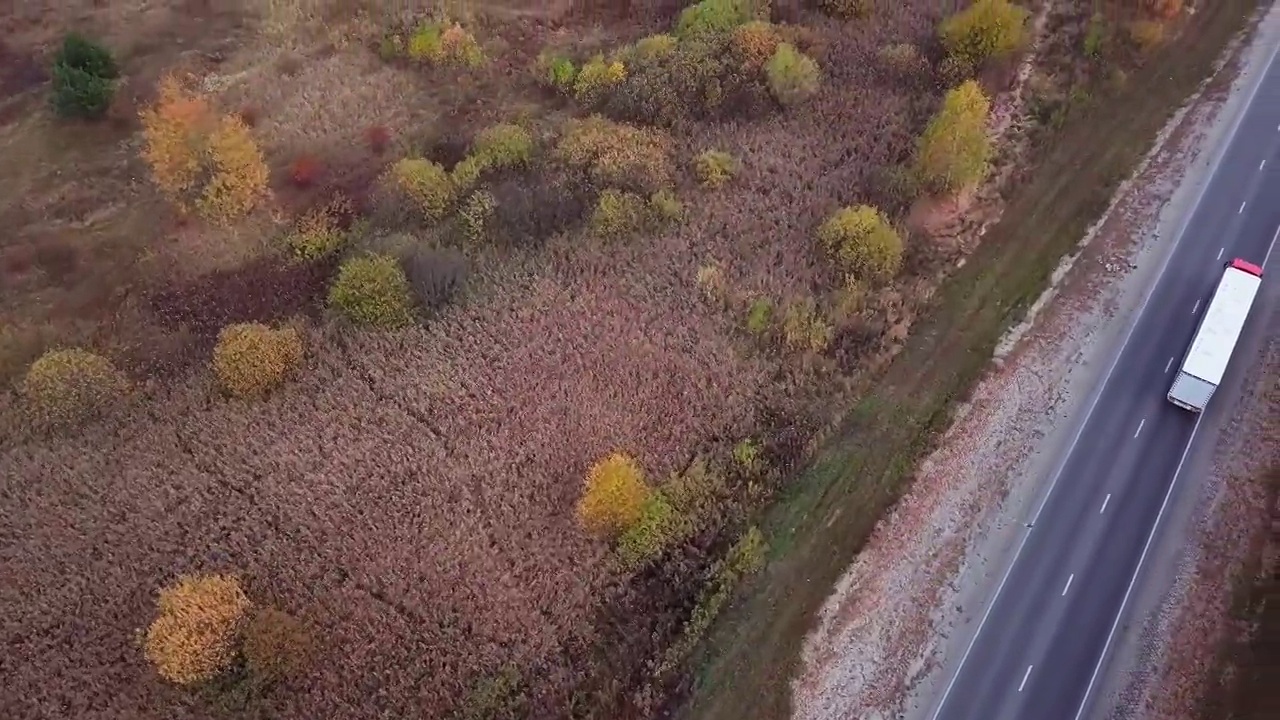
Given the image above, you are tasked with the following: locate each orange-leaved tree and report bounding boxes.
[140,74,269,224]
[577,452,652,537]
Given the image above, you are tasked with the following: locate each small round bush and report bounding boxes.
[694,150,740,188]
[765,43,820,107]
[212,323,303,399]
[144,574,251,685]
[389,158,455,222]
[328,254,416,328]
[730,21,781,71]
[590,190,649,238]
[21,348,127,426]
[471,123,534,170]
[573,55,627,106]
[816,205,904,281]
[939,0,1030,67]
[577,452,652,537]
[50,33,119,119]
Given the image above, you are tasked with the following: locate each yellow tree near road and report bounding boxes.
[915,80,992,196]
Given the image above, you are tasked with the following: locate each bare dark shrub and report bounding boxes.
[489,171,592,245]
[401,246,469,311]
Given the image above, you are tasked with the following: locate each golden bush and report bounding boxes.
[140,75,268,224]
[573,55,627,106]
[20,348,127,426]
[765,43,820,107]
[939,0,1030,67]
[730,21,781,72]
[388,158,456,222]
[577,452,652,537]
[816,204,904,281]
[211,323,304,399]
[197,115,270,224]
[144,574,251,685]
[140,75,214,204]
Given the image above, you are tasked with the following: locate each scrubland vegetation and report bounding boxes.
[0,0,1235,718]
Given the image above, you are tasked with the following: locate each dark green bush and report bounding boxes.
[50,33,119,119]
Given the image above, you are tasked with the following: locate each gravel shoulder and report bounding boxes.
[790,6,1280,720]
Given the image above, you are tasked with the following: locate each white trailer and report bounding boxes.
[1167,258,1264,412]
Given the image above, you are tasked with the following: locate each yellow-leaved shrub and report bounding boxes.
[20,348,127,426]
[815,204,904,281]
[577,452,652,537]
[212,323,304,399]
[144,574,251,685]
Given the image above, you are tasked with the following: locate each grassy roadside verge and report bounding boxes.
[680,3,1264,719]
[1197,464,1279,720]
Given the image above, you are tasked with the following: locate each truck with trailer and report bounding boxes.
[1166,257,1265,413]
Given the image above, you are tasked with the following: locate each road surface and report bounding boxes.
[926,43,1280,720]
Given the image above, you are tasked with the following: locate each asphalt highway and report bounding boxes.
[926,43,1280,720]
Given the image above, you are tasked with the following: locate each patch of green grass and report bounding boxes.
[680,2,1262,718]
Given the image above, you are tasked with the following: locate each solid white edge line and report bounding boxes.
[925,37,1280,720]
[1071,213,1280,720]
